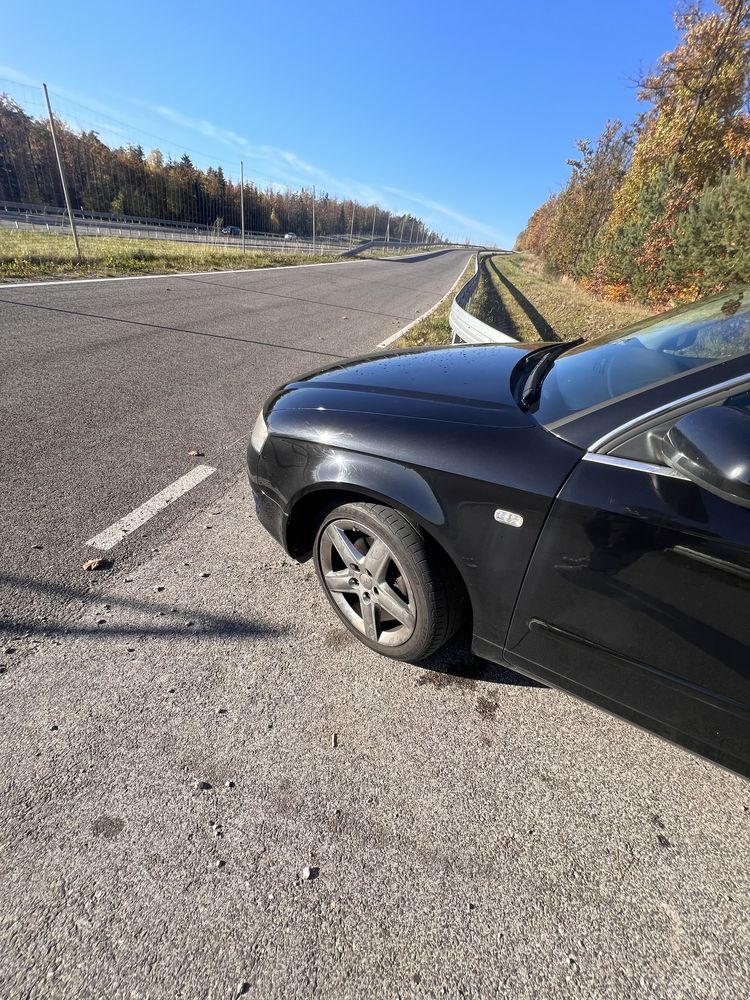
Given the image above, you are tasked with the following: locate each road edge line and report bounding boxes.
[376,254,473,350]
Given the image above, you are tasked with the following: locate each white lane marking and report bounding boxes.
[85,464,216,551]
[376,254,474,349]
[0,259,356,290]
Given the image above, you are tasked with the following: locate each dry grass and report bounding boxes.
[0,230,341,281]
[486,253,655,342]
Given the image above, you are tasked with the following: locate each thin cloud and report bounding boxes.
[0,68,501,242]
[384,186,509,245]
[147,104,499,240]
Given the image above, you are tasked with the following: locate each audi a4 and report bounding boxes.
[248,290,750,777]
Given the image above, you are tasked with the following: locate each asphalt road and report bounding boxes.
[1,249,469,626]
[2,250,750,999]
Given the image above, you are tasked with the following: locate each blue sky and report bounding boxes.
[2,0,687,245]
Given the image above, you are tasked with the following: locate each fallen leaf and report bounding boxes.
[82,558,111,571]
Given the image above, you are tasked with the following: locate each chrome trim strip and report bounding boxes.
[582,453,689,480]
[588,372,750,454]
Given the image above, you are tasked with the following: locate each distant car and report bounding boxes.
[221,226,241,236]
[248,288,750,778]
[284,233,297,240]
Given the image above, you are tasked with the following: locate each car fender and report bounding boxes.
[310,450,445,525]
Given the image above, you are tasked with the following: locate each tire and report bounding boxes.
[313,501,462,661]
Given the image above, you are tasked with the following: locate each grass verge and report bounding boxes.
[393,258,475,347]
[485,253,654,342]
[0,230,341,282]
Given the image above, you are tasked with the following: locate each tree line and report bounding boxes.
[515,0,750,304]
[0,96,442,242]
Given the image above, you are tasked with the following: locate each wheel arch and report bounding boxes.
[284,482,473,628]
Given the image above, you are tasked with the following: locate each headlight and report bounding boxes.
[250,410,269,453]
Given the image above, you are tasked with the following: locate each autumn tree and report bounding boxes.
[610,0,750,228]
[543,120,632,277]
[516,194,559,256]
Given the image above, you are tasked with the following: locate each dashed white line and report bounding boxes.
[85,464,216,551]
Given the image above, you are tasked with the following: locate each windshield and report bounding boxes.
[529,288,750,427]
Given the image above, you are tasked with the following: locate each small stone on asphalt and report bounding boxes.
[196,780,212,791]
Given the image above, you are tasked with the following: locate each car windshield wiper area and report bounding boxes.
[519,338,584,410]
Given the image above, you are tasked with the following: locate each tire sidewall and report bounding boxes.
[313,502,439,661]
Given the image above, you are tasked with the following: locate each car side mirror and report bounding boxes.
[662,405,750,508]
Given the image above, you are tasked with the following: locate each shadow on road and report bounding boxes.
[0,572,283,642]
[416,628,545,688]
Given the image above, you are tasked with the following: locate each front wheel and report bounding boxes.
[313,501,462,661]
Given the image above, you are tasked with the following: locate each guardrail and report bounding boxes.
[449,251,517,344]
[341,239,470,258]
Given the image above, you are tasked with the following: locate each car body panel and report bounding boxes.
[505,456,750,776]
[248,334,750,778]
[249,345,584,648]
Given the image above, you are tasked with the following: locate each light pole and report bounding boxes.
[312,185,316,252]
[240,160,245,253]
[43,83,80,258]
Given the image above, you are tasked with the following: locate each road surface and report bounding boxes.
[2,250,749,1000]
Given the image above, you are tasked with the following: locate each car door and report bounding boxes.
[504,384,750,777]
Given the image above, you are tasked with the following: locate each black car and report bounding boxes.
[221,226,241,236]
[248,290,750,777]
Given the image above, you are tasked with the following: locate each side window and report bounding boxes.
[609,382,750,465]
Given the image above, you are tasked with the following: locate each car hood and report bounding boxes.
[259,341,583,496]
[266,342,537,427]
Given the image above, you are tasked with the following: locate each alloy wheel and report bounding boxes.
[318,517,417,647]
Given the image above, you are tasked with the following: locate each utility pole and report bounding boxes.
[371,207,377,241]
[385,213,390,243]
[348,204,355,248]
[240,160,245,253]
[399,216,406,242]
[43,83,80,258]
[409,219,415,243]
[312,185,316,252]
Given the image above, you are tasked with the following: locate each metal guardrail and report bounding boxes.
[341,239,475,258]
[449,251,517,344]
